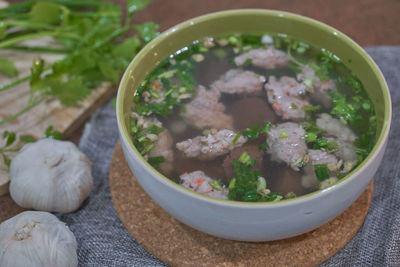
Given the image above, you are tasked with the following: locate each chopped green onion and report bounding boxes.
[302,105,321,113]
[279,131,289,138]
[242,125,262,139]
[303,78,313,87]
[149,125,164,135]
[268,192,283,202]
[314,164,330,181]
[285,192,296,199]
[263,122,272,133]
[243,58,252,66]
[230,132,241,145]
[238,152,251,166]
[209,180,222,190]
[148,156,165,168]
[305,132,317,143]
[228,178,236,190]
[258,143,268,151]
[141,143,154,154]
[291,157,304,168]
[256,176,266,192]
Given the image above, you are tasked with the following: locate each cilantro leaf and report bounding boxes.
[135,22,159,44]
[0,57,18,77]
[29,2,62,25]
[19,135,37,143]
[44,126,62,140]
[127,0,152,14]
[33,76,91,106]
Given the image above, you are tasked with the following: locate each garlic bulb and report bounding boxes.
[0,211,78,267]
[10,138,93,213]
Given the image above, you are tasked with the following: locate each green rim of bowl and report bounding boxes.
[117,9,391,207]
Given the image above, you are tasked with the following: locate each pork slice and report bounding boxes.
[297,65,337,107]
[181,85,233,130]
[308,149,338,165]
[211,69,266,94]
[222,143,264,179]
[316,113,358,163]
[180,170,228,200]
[234,47,289,69]
[176,129,247,160]
[327,137,358,163]
[265,76,310,121]
[266,122,307,170]
[316,113,356,143]
[301,149,340,189]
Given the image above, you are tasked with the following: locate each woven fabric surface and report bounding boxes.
[59,46,400,266]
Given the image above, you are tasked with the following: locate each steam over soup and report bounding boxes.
[129,33,376,202]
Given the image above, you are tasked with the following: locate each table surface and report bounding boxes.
[6,0,400,140]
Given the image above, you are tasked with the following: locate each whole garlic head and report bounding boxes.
[10,138,93,213]
[0,211,78,267]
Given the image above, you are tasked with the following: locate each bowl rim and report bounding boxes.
[116,9,392,208]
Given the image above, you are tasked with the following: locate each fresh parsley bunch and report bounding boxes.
[0,0,158,127]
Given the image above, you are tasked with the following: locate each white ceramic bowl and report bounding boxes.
[116,10,391,241]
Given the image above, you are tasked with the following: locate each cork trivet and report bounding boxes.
[109,141,373,267]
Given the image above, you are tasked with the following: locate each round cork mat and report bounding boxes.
[110,141,373,267]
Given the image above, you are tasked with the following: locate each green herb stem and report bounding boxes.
[71,11,120,18]
[93,26,129,49]
[0,31,81,49]
[4,20,58,31]
[4,45,71,54]
[287,46,305,67]
[0,65,51,93]
[0,97,44,127]
[0,148,19,153]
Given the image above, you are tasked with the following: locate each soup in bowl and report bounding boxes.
[116,9,391,241]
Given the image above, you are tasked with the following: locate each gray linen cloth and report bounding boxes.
[58,46,400,266]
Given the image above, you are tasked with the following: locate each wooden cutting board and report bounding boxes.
[0,37,116,196]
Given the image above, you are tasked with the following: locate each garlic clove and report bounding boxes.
[10,138,93,213]
[0,211,78,267]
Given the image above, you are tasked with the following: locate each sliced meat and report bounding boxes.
[316,113,358,162]
[265,76,310,121]
[301,149,340,189]
[181,85,233,130]
[174,156,225,181]
[211,69,266,94]
[222,143,264,179]
[308,149,338,165]
[266,122,307,170]
[234,47,289,69]
[176,129,247,160]
[297,65,337,107]
[148,129,174,174]
[316,113,356,143]
[327,137,358,163]
[180,170,228,200]
[229,97,278,130]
